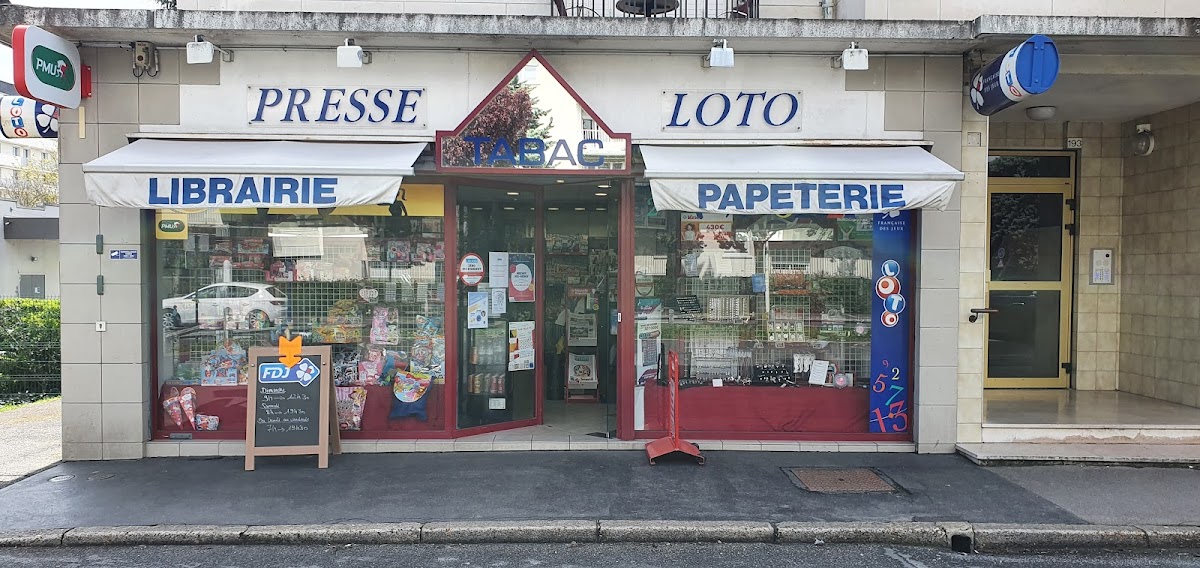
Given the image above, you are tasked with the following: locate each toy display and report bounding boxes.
[369,306,401,345]
[195,414,220,431]
[335,386,368,431]
[162,388,184,429]
[312,300,364,343]
[201,339,248,386]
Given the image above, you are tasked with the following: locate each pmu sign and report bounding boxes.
[13,25,83,109]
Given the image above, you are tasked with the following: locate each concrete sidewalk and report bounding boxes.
[0,452,1085,530]
[0,398,61,486]
[0,451,1198,551]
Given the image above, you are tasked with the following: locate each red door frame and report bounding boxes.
[615,179,635,440]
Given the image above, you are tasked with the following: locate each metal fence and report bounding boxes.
[552,0,758,18]
[0,297,61,405]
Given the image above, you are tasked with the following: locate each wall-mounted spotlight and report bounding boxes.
[337,39,371,68]
[702,39,734,69]
[186,35,233,64]
[831,41,869,71]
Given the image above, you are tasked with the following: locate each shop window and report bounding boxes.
[632,186,912,437]
[155,195,447,439]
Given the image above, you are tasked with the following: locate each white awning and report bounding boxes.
[642,145,964,215]
[83,140,426,209]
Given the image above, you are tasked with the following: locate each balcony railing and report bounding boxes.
[552,0,758,18]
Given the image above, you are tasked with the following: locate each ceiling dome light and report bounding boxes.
[1025,106,1056,121]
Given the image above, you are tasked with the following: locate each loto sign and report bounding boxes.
[12,25,86,109]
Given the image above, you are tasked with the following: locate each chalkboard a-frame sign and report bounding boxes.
[245,345,341,470]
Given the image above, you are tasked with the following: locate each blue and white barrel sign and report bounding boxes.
[969,35,1060,117]
[0,96,59,139]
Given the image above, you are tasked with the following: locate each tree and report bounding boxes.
[442,79,553,168]
[0,152,58,207]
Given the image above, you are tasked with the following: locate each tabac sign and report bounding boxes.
[12,25,84,109]
[436,50,631,174]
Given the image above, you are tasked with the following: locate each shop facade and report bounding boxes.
[26,13,985,459]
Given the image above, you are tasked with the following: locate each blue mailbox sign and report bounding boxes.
[969,35,1060,117]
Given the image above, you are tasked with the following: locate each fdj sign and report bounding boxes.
[0,96,60,139]
[460,136,605,168]
[664,91,802,130]
[258,358,320,387]
[31,46,74,90]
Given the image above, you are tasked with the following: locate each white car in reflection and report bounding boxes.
[162,283,287,330]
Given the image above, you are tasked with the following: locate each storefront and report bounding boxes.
[77,48,964,450]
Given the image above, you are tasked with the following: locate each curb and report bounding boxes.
[1,521,1199,551]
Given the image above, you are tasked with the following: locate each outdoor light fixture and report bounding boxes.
[831,42,869,70]
[703,39,735,68]
[1025,105,1056,121]
[337,39,371,68]
[186,35,233,64]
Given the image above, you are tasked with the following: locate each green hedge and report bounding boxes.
[0,298,61,400]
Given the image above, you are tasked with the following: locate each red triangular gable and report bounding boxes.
[436,50,631,174]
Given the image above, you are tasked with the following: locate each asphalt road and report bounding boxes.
[2,544,1199,568]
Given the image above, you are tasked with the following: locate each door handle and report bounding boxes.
[968,307,999,323]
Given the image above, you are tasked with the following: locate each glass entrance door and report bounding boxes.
[455,186,540,429]
[984,153,1075,388]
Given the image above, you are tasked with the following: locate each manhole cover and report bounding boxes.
[48,475,75,483]
[785,467,898,493]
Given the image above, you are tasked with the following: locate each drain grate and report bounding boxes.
[785,467,898,493]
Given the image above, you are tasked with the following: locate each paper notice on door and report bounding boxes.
[489,252,509,287]
[508,320,536,371]
[490,287,507,315]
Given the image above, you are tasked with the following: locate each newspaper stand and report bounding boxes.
[645,351,705,465]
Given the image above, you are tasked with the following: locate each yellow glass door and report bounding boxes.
[984,153,1074,388]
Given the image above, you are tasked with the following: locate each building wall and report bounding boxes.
[1120,102,1200,408]
[56,45,197,461]
[988,121,1124,392]
[177,0,824,17]
[846,0,1200,19]
[177,0,1199,18]
[61,47,965,458]
[844,55,966,452]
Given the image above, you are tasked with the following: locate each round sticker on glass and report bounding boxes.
[459,253,485,286]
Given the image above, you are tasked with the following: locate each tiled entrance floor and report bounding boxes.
[964,389,1200,463]
[984,389,1200,427]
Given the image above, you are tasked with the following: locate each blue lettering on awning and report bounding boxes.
[148,176,339,206]
[695,182,905,211]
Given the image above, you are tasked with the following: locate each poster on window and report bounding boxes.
[680,212,733,251]
[869,210,913,434]
[466,292,489,329]
[568,352,598,389]
[508,320,536,371]
[568,312,597,347]
[508,253,536,302]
